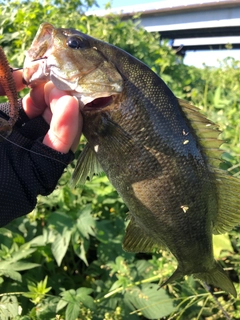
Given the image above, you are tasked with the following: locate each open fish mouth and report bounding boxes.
[83,95,115,111]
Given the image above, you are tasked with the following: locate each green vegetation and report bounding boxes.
[0,0,240,319]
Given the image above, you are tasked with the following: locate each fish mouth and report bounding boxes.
[83,95,114,112]
[22,57,49,85]
[23,54,118,111]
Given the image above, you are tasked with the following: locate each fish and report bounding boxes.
[23,23,240,297]
[0,46,19,136]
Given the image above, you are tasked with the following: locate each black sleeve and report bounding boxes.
[0,103,74,227]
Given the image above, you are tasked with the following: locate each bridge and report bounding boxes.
[87,0,240,53]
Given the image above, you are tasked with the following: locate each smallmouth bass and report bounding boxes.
[23,23,240,297]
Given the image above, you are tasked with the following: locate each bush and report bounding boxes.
[0,0,240,319]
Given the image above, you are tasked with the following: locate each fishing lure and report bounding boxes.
[0,46,19,136]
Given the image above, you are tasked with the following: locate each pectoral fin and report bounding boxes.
[71,143,102,187]
[97,117,136,154]
[123,218,165,253]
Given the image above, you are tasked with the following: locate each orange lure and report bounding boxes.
[0,46,19,135]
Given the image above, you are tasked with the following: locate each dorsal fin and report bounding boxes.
[212,168,240,234]
[178,98,224,167]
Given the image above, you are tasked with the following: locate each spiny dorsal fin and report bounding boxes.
[212,168,240,234]
[71,143,102,187]
[178,98,224,167]
[123,217,165,253]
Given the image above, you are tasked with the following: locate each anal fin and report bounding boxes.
[123,218,165,253]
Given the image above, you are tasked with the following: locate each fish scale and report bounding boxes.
[23,23,240,297]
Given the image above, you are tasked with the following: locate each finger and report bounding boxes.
[43,95,82,153]
[12,69,25,91]
[22,82,48,119]
[41,83,66,124]
[44,81,55,107]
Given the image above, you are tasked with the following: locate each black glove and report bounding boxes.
[0,100,74,227]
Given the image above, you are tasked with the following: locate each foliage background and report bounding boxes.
[0,0,240,319]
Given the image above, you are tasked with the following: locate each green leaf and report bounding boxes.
[59,289,81,320]
[78,294,96,311]
[57,290,78,312]
[76,287,96,310]
[56,298,68,312]
[76,287,93,296]
[135,260,154,278]
[0,269,21,282]
[4,261,40,271]
[5,248,37,263]
[24,276,52,304]
[0,295,19,319]
[51,229,72,266]
[124,284,175,319]
[36,297,59,320]
[76,205,96,239]
[58,288,96,317]
[213,234,233,258]
[76,238,89,266]
[65,301,80,320]
[48,212,74,234]
[60,289,76,302]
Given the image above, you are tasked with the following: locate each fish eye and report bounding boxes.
[66,36,89,49]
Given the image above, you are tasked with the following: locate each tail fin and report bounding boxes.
[194,261,237,297]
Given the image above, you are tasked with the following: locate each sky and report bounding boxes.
[90,0,240,68]
[92,0,150,8]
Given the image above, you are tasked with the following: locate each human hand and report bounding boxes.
[8,70,82,153]
[0,69,82,226]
